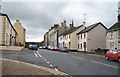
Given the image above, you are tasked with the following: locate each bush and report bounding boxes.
[95,48,108,55]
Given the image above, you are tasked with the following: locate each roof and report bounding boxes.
[77,22,107,35]
[107,22,120,32]
[58,25,84,36]
[0,12,18,35]
[63,27,76,35]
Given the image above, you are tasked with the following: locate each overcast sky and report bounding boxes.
[1,0,119,42]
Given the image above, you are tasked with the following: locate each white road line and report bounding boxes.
[47,62,50,64]
[37,53,42,57]
[111,66,119,69]
[91,60,118,69]
[42,57,45,59]
[72,56,85,60]
[72,56,76,58]
[76,57,85,60]
[54,68,59,72]
[44,59,47,61]
[34,53,38,57]
[50,64,53,67]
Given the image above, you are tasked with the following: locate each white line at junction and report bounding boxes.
[91,60,118,69]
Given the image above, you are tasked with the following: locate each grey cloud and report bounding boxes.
[2,2,118,42]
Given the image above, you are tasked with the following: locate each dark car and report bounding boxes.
[105,49,120,63]
[59,47,69,52]
[31,45,38,50]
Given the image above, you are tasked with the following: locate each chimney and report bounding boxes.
[71,20,74,27]
[63,20,66,26]
[16,20,19,23]
[16,20,21,25]
[61,22,63,26]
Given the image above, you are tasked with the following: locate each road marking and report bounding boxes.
[91,60,118,69]
[34,53,38,57]
[50,64,53,67]
[42,57,45,59]
[72,56,76,58]
[76,57,85,60]
[44,59,47,61]
[72,56,85,60]
[54,68,59,72]
[37,52,42,57]
[47,62,50,64]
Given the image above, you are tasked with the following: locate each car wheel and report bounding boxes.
[105,56,109,60]
[118,58,120,63]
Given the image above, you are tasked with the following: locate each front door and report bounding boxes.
[84,42,86,51]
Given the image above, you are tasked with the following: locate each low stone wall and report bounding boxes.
[0,46,24,51]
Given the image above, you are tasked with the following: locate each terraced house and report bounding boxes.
[63,21,85,51]
[0,13,18,46]
[13,20,26,47]
[77,22,107,52]
[106,1,120,49]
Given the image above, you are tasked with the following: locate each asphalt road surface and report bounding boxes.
[2,48,119,76]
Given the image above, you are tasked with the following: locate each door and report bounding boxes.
[84,42,86,51]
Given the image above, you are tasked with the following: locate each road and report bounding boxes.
[2,48,119,76]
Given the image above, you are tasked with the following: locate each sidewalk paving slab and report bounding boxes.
[1,58,70,77]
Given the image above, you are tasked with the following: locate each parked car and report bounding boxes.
[53,47,59,51]
[31,45,38,50]
[29,44,32,49]
[105,49,120,63]
[59,47,69,52]
[50,46,53,50]
[42,46,46,49]
[39,46,43,49]
[47,46,51,50]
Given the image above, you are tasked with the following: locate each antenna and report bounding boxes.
[83,13,86,26]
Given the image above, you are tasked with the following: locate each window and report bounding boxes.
[81,34,82,39]
[78,44,79,49]
[110,32,114,39]
[118,30,120,37]
[81,43,82,49]
[60,36,62,40]
[118,42,120,49]
[84,33,86,39]
[78,35,79,40]
[110,42,114,49]
[69,42,71,49]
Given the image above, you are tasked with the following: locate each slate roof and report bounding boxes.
[107,22,120,32]
[63,27,76,35]
[0,12,18,35]
[58,25,84,36]
[77,22,107,35]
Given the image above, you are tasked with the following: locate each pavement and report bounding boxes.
[1,58,70,76]
[1,58,52,75]
[1,46,23,51]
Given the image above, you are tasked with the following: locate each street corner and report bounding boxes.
[1,58,71,76]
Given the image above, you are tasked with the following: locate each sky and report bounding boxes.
[1,0,119,42]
